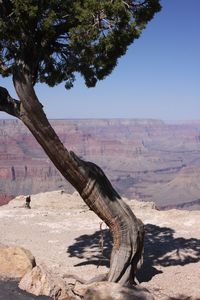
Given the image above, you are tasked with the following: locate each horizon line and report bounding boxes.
[1,117,200,124]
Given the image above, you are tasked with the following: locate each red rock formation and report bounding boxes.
[1,119,200,209]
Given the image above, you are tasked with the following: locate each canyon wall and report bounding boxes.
[1,119,200,209]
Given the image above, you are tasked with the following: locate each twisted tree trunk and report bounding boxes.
[0,67,144,286]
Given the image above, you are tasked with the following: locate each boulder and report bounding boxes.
[19,264,75,300]
[84,282,154,300]
[0,245,36,279]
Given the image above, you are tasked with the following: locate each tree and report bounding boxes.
[0,0,161,286]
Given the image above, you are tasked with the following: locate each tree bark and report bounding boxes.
[0,68,144,286]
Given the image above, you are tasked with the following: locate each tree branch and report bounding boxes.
[0,86,21,118]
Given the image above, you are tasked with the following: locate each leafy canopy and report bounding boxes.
[0,0,161,89]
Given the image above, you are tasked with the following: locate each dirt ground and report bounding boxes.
[0,190,200,300]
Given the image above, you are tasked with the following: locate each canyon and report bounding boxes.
[1,118,200,209]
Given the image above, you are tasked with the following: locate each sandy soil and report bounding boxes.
[0,190,200,300]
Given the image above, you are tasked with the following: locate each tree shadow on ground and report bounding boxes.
[67,225,112,267]
[67,224,200,282]
[137,224,200,282]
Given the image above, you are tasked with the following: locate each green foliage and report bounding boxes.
[0,0,161,88]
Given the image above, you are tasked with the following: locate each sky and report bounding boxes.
[0,0,200,121]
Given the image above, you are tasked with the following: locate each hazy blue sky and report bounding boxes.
[0,0,200,120]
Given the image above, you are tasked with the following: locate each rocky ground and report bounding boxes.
[0,190,200,299]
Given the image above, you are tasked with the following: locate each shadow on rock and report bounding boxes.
[137,224,200,282]
[67,228,112,267]
[167,296,193,300]
[67,224,200,282]
[0,280,51,300]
